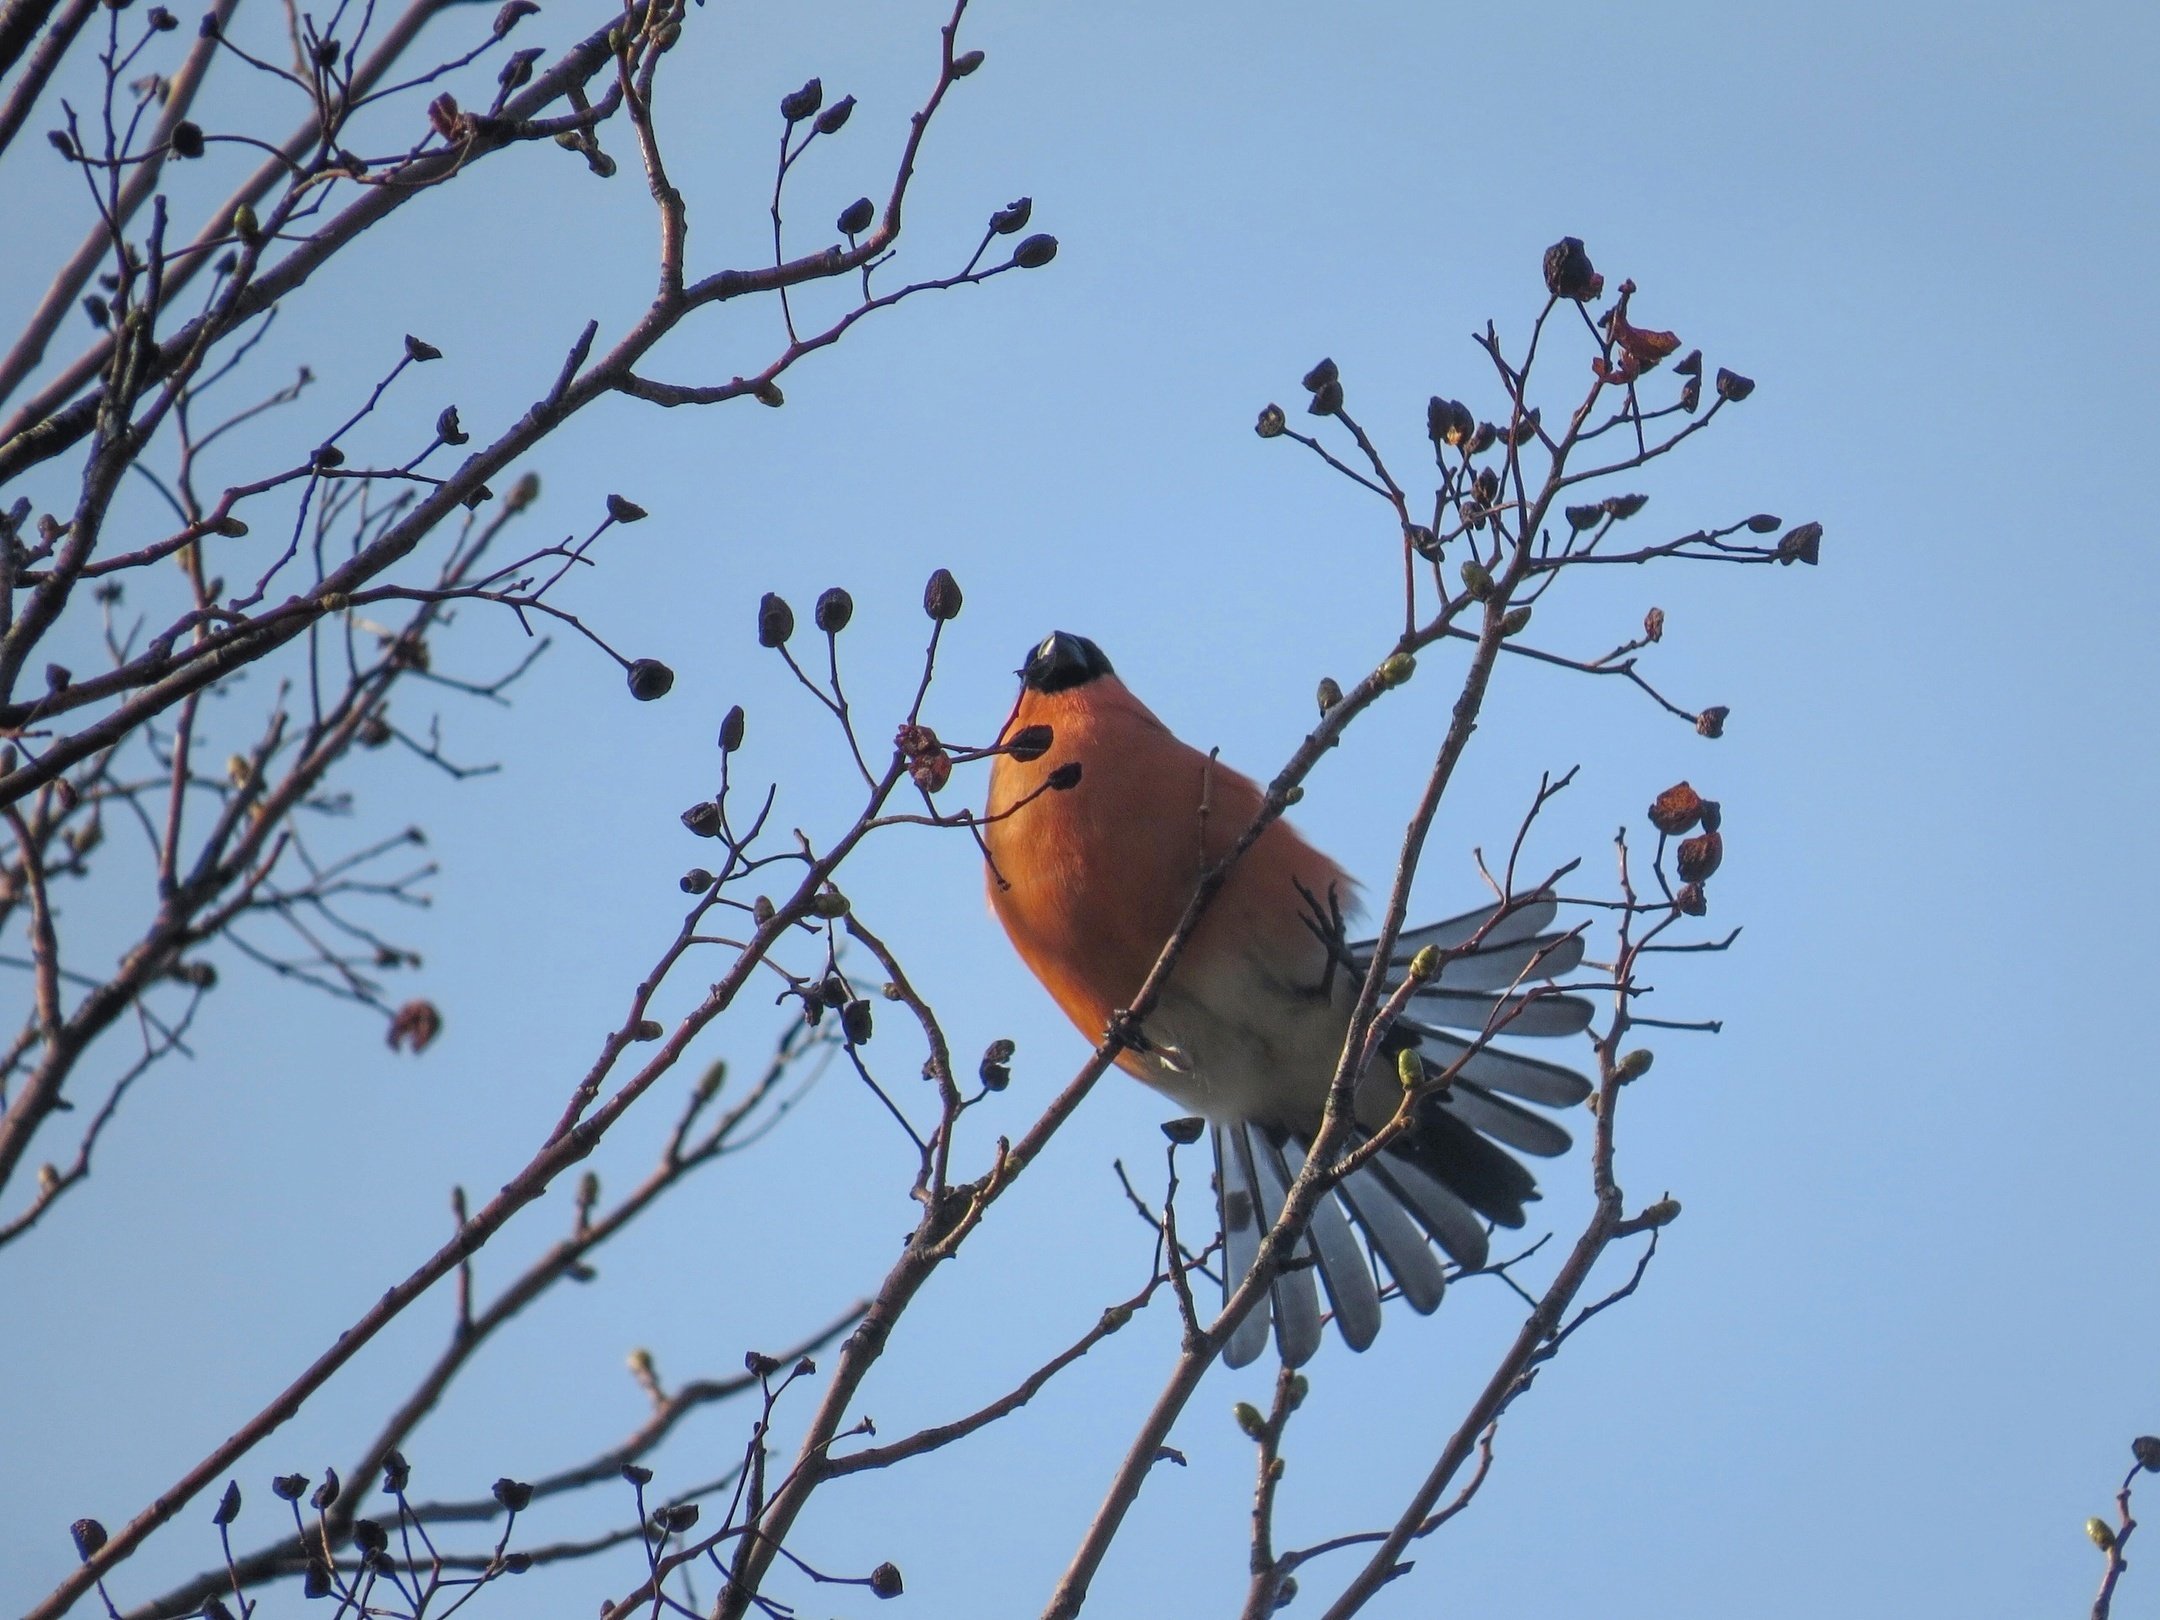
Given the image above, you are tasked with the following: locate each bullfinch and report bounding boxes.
[984,631,1592,1367]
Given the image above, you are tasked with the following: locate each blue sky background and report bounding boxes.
[4,1,2159,1616]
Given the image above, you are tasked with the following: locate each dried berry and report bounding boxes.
[492,1478,534,1512]
[1542,236,1601,301]
[1676,829,1723,884]
[1776,521,1822,566]
[869,1562,904,1599]
[779,78,822,122]
[627,659,674,701]
[813,94,854,134]
[1255,403,1286,438]
[1715,367,1755,402]
[1160,1116,1205,1145]
[989,196,1031,234]
[1695,705,1729,739]
[1005,723,1053,762]
[757,592,795,646]
[814,586,854,632]
[1011,233,1058,269]
[1301,358,1339,393]
[1647,782,1704,836]
[681,800,721,837]
[837,196,875,236]
[922,567,963,621]
[606,493,647,523]
[841,999,873,1044]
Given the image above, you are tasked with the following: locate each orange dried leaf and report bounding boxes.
[1648,782,1703,836]
[1677,829,1723,884]
[387,999,443,1054]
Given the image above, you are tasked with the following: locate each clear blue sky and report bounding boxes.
[4,1,2158,1616]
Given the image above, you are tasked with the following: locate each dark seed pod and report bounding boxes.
[311,1469,340,1511]
[989,196,1032,234]
[836,196,874,235]
[1542,236,1601,301]
[814,94,854,134]
[718,705,746,752]
[1745,513,1781,534]
[71,1519,107,1560]
[49,129,75,158]
[171,120,204,157]
[492,1478,534,1513]
[1602,492,1648,520]
[923,567,963,621]
[869,1562,904,1599]
[1714,367,1755,401]
[1407,524,1439,559]
[381,1452,410,1493]
[1307,378,1343,416]
[273,1474,309,1502]
[1006,723,1053,762]
[1255,402,1286,438]
[779,77,822,122]
[681,801,721,838]
[680,868,714,894]
[626,659,674,701]
[758,591,795,646]
[841,999,874,1044]
[1468,421,1500,455]
[1699,799,1722,832]
[1677,829,1723,883]
[606,493,647,523]
[351,1519,388,1556]
[2133,1436,2160,1472]
[1508,407,1543,445]
[1160,1116,1205,1145]
[1776,521,1822,566]
[1647,782,1704,836]
[404,333,441,362]
[1301,358,1339,393]
[214,1481,242,1526]
[1047,761,1083,790]
[1675,881,1707,916]
[1012,232,1058,269]
[303,1559,332,1599]
[621,1462,654,1486]
[1563,503,1602,531]
[436,404,467,445]
[1695,705,1729,738]
[814,587,853,633]
[1679,376,1701,413]
[1672,349,1702,377]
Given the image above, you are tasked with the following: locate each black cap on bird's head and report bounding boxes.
[1019,631,1114,694]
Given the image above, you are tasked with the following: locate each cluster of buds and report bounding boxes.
[1647,781,1723,914]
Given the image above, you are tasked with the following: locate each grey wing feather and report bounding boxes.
[1372,896,1558,957]
[1402,986,1596,1038]
[1435,1083,1574,1157]
[1404,1024,1592,1106]
[1335,1157,1448,1314]
[1409,929,1586,991]
[1235,1124,1323,1368]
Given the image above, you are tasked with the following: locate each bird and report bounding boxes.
[982,630,1593,1367]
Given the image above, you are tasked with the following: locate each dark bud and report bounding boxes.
[1644,606,1666,642]
[1472,467,1500,506]
[382,1452,410,1493]
[1407,525,1439,559]
[1161,1115,1205,1146]
[951,47,984,75]
[436,404,467,445]
[49,129,76,158]
[498,46,537,89]
[1673,348,1702,377]
[989,196,1032,235]
[1307,378,1343,416]
[314,37,338,67]
[1542,236,1601,301]
[758,591,795,646]
[2133,1436,2160,1472]
[979,1036,1014,1091]
[45,663,70,692]
[1468,420,1500,455]
[869,1562,904,1599]
[606,493,647,523]
[214,1480,242,1526]
[303,1560,332,1599]
[1564,503,1602,531]
[1012,232,1058,269]
[923,567,963,621]
[82,294,109,328]
[351,1519,388,1556]
[503,1552,532,1574]
[1647,781,1704,836]
[273,1474,309,1502]
[492,0,538,35]
[491,1478,534,1513]
[404,333,441,362]
[779,78,823,123]
[680,868,714,894]
[198,9,217,35]
[814,94,855,134]
[311,444,344,471]
[1675,881,1707,916]
[70,1519,107,1560]
[1602,492,1647,520]
[1005,724,1054,762]
[311,1469,340,1511]
[1301,358,1339,393]
[1775,521,1822,566]
[794,1355,816,1376]
[1255,403,1286,438]
[171,120,204,157]
[1426,396,1475,448]
[1699,799,1722,832]
[815,586,853,633]
[1695,704,1730,739]
[1047,761,1083,791]
[1508,407,1543,446]
[1745,513,1781,534]
[817,972,851,1008]
[745,1350,781,1377]
[1316,676,1343,712]
[205,1600,236,1620]
[147,5,176,25]
[681,800,721,838]
[836,196,874,235]
[718,705,746,752]
[620,1463,654,1487]
[1714,367,1755,402]
[626,659,674,701]
[654,1503,700,1534]
[633,1019,662,1041]
[1679,375,1702,413]
[1677,829,1723,884]
[752,896,775,924]
[753,380,784,407]
[841,999,874,1045]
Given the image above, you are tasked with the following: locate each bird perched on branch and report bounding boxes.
[983,630,1592,1367]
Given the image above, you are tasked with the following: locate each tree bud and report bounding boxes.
[1255,403,1286,438]
[779,78,822,122]
[1397,1048,1424,1089]
[811,887,850,919]
[1614,1048,1654,1081]
[836,196,874,235]
[814,587,853,632]
[1011,233,1058,268]
[1714,367,1755,401]
[814,94,854,134]
[1233,1402,1267,1439]
[2088,1518,2118,1553]
[1047,761,1083,790]
[1542,236,1600,301]
[1380,652,1416,686]
[1500,605,1532,636]
[1316,677,1342,713]
[1407,945,1440,981]
[869,1562,904,1599]
[681,800,721,837]
[1301,358,1339,393]
[951,47,984,75]
[606,493,646,523]
[1745,513,1781,534]
[757,592,795,646]
[1161,1116,1205,1145]
[1460,559,1494,599]
[989,196,1031,234]
[718,705,746,751]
